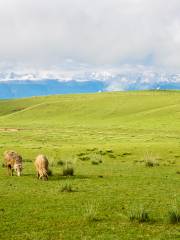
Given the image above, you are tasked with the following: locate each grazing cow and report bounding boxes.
[4,150,23,176]
[35,154,49,180]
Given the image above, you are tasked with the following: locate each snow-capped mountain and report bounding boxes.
[0,66,180,99]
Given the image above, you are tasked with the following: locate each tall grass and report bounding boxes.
[84,202,100,222]
[62,161,74,176]
[144,152,159,167]
[129,206,150,223]
[168,203,180,224]
[60,182,75,192]
[90,153,103,165]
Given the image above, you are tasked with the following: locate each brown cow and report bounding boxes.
[35,154,49,180]
[4,150,23,176]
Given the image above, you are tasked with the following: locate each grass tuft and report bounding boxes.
[168,205,180,224]
[90,153,103,165]
[91,160,99,165]
[144,152,159,167]
[84,202,100,222]
[129,207,150,223]
[63,162,74,176]
[1,163,5,168]
[57,160,65,166]
[61,183,74,192]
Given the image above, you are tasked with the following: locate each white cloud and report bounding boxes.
[0,0,180,71]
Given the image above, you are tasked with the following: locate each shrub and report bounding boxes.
[129,207,150,223]
[168,206,180,224]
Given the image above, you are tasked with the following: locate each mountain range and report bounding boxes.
[0,69,180,99]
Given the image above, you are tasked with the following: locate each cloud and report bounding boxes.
[0,0,180,70]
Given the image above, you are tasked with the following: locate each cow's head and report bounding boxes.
[14,164,22,176]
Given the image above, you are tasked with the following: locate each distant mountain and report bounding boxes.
[0,80,105,99]
[0,68,180,99]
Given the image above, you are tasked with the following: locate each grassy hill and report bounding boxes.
[0,91,180,240]
[0,91,180,129]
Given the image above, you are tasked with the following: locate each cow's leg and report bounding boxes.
[37,172,40,179]
[11,168,14,176]
[7,166,11,176]
[43,175,48,181]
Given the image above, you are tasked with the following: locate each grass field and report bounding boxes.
[0,91,180,240]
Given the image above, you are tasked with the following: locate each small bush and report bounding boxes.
[129,207,150,223]
[168,206,180,224]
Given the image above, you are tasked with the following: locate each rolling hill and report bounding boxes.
[0,90,180,240]
[0,90,179,131]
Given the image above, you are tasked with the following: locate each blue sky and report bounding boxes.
[0,0,180,86]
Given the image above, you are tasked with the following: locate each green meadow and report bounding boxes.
[0,91,180,240]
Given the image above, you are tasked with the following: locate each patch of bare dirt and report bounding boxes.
[0,128,21,132]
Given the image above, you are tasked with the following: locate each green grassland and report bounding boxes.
[0,91,180,240]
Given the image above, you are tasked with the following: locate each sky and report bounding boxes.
[0,0,180,74]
